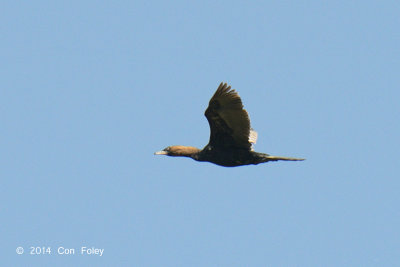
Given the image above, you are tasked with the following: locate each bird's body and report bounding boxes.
[196,148,275,167]
[155,83,304,167]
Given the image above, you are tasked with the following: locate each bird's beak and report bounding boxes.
[154,150,168,155]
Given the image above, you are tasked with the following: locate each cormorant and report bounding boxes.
[155,82,304,167]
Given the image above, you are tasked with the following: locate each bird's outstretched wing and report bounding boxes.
[205,82,254,150]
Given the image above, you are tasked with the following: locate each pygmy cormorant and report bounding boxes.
[155,82,304,167]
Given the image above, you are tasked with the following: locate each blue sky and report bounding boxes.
[2,0,399,266]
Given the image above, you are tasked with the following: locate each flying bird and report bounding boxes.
[155,83,304,167]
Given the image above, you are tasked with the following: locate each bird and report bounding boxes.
[155,82,304,167]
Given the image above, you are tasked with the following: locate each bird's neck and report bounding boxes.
[169,145,201,158]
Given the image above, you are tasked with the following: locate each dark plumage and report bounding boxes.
[155,82,304,167]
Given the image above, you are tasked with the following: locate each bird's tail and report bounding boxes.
[263,155,305,161]
[257,153,305,163]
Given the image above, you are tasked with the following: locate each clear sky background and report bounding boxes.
[2,0,399,266]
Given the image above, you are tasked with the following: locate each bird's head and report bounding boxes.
[154,145,200,157]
